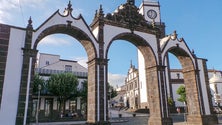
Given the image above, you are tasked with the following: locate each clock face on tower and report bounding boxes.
[147,9,157,19]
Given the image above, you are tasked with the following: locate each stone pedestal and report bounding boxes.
[186,114,218,125]
[148,116,173,125]
[86,121,111,125]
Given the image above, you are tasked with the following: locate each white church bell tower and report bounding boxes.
[139,0,161,24]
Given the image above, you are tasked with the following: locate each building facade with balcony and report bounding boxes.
[32,53,88,121]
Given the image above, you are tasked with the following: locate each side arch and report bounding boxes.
[162,45,207,124]
[163,46,195,71]
[29,13,100,124]
[33,24,97,61]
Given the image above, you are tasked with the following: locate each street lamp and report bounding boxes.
[36,84,41,125]
[108,87,112,120]
[109,88,112,108]
[184,102,187,121]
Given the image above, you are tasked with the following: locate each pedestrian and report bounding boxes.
[176,107,180,114]
[109,111,112,120]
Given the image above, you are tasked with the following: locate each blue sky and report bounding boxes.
[1,0,222,87]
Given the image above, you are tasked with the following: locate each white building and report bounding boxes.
[121,62,140,110]
[36,53,87,88]
[209,71,222,106]
[33,53,88,120]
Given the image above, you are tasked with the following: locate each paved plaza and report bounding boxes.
[30,109,222,125]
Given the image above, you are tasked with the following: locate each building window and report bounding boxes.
[46,61,49,65]
[70,100,76,113]
[177,73,180,79]
[65,65,72,72]
[135,82,137,88]
[45,99,53,117]
[32,99,38,117]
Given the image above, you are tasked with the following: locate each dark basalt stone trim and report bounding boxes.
[0,24,10,109]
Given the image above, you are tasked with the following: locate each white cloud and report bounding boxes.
[72,59,126,88]
[0,0,85,26]
[39,35,72,46]
[20,0,46,7]
[108,73,126,88]
[0,0,18,23]
[74,57,88,68]
[0,0,49,25]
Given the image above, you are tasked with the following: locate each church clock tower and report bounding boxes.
[139,0,161,24]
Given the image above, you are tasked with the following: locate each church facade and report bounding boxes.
[121,62,222,111]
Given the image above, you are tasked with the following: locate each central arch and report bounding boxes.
[105,32,157,73]
[104,31,171,124]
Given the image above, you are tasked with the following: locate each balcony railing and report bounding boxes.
[35,68,88,77]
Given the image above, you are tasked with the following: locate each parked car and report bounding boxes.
[213,107,222,114]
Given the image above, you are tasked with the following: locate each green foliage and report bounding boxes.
[168,97,174,106]
[33,74,45,94]
[176,85,186,103]
[47,73,78,113]
[108,83,118,98]
[47,73,78,101]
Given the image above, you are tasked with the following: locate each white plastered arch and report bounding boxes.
[31,10,99,58]
[103,24,159,63]
[160,36,196,68]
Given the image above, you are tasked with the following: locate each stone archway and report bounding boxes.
[0,1,218,125]
[169,47,203,122]
[161,33,218,125]
[15,4,99,124]
[104,31,172,125]
[33,25,98,122]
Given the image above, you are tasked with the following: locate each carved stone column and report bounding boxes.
[87,58,110,125]
[146,65,172,125]
[0,24,10,109]
[16,18,38,125]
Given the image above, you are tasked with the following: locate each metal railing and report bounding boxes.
[35,68,88,77]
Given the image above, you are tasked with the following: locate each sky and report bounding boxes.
[1,0,222,87]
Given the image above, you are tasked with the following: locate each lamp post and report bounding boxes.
[184,102,187,121]
[109,88,112,107]
[108,87,112,120]
[36,84,41,125]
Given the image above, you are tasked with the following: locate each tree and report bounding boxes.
[47,73,78,114]
[33,74,45,94]
[168,97,174,106]
[108,83,118,98]
[176,85,186,104]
